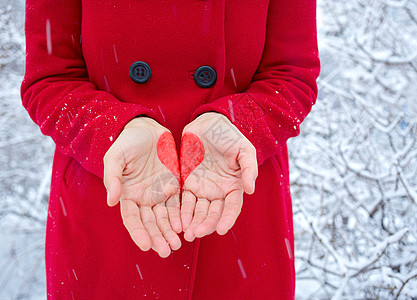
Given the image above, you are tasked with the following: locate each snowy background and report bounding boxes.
[1,0,416,299]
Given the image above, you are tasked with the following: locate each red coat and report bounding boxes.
[21,0,320,299]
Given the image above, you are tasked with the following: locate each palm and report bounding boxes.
[120,145,179,208]
[180,113,258,241]
[183,141,242,201]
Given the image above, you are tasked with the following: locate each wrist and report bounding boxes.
[125,115,155,128]
[194,111,228,124]
[124,116,170,139]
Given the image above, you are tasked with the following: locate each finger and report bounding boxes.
[184,198,210,242]
[120,200,151,251]
[166,193,182,233]
[103,147,124,206]
[237,143,258,194]
[194,199,224,238]
[153,203,182,251]
[180,190,197,231]
[140,206,171,258]
[216,190,243,235]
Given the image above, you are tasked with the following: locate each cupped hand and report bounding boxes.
[180,112,258,241]
[103,117,182,257]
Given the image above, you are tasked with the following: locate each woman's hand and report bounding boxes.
[180,112,258,241]
[103,117,182,258]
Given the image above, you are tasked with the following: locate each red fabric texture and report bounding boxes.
[21,0,320,299]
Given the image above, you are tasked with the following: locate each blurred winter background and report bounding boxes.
[0,0,416,298]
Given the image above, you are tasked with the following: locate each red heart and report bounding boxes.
[157,132,180,182]
[180,133,205,183]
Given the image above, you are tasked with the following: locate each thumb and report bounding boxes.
[237,143,258,194]
[103,147,124,206]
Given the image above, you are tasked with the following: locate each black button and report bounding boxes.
[194,66,217,88]
[129,61,151,84]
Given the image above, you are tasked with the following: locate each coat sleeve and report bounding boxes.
[20,0,164,179]
[191,0,320,166]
